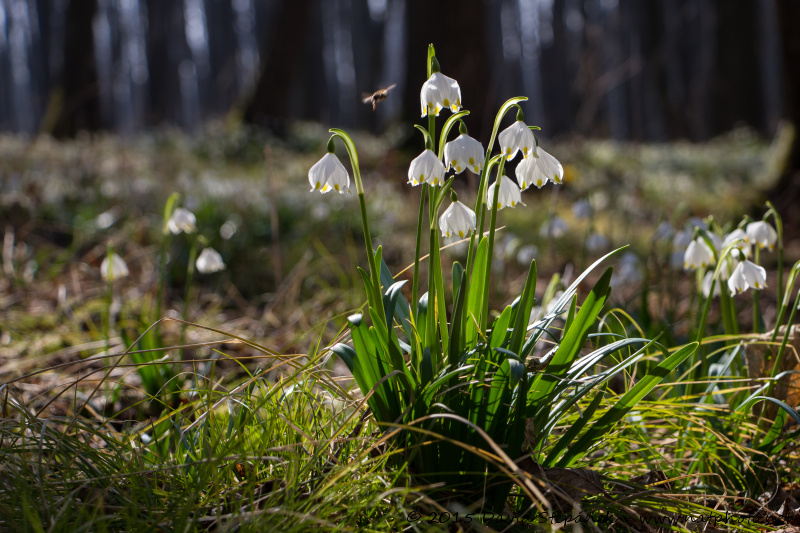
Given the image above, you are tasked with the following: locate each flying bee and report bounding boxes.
[362,83,396,111]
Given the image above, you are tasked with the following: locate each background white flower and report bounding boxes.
[168,207,197,234]
[196,248,225,274]
[498,120,535,161]
[100,252,130,281]
[486,175,523,210]
[439,201,476,238]
[408,149,445,186]
[444,134,484,174]
[745,221,777,250]
[727,259,767,295]
[420,72,461,117]
[308,152,350,194]
[683,238,714,270]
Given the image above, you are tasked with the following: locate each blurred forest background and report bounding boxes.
[2,0,800,218]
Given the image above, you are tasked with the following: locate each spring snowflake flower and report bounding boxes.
[167,208,197,234]
[308,152,350,194]
[683,238,714,270]
[408,149,445,186]
[727,259,767,295]
[420,72,461,117]
[444,134,484,174]
[746,221,777,251]
[722,228,751,257]
[439,201,477,239]
[499,120,535,161]
[487,175,524,210]
[100,252,129,281]
[515,149,564,190]
[196,248,225,274]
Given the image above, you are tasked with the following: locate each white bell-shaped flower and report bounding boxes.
[420,72,461,117]
[439,200,477,239]
[308,152,351,194]
[196,247,225,274]
[444,134,484,175]
[168,208,197,235]
[486,175,524,210]
[498,120,535,161]
[722,228,751,257]
[683,238,714,270]
[727,259,767,295]
[100,252,130,281]
[746,221,777,251]
[533,148,564,184]
[408,149,446,186]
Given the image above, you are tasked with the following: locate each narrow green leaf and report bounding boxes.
[509,259,537,358]
[465,236,488,347]
[556,341,698,467]
[544,390,605,467]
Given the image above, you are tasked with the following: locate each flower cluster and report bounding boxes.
[683,219,776,297]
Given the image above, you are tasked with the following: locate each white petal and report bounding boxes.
[408,149,445,186]
[100,253,130,281]
[196,248,225,274]
[487,175,524,210]
[498,121,535,161]
[309,153,350,194]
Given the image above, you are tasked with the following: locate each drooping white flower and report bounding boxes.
[196,248,225,274]
[168,207,197,234]
[746,221,778,251]
[516,149,564,190]
[420,72,461,117]
[444,134,484,174]
[100,252,130,281]
[487,175,524,210]
[308,152,351,194]
[683,238,714,270]
[727,259,767,295]
[499,120,535,161]
[439,201,477,239]
[722,228,751,257]
[408,149,446,186]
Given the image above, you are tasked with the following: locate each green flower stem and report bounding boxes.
[753,247,762,334]
[412,185,427,315]
[771,261,800,344]
[766,202,784,309]
[482,158,506,331]
[431,225,449,357]
[329,129,384,319]
[466,99,526,283]
[180,236,198,357]
[154,193,179,342]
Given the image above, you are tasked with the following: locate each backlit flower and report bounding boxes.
[722,228,751,257]
[487,175,524,210]
[746,221,777,251]
[420,72,461,117]
[515,148,564,190]
[498,120,535,161]
[439,201,477,239]
[196,248,225,274]
[683,238,714,270]
[100,252,129,281]
[408,149,445,186]
[308,153,350,194]
[728,259,767,295]
[168,208,197,234]
[444,134,484,174]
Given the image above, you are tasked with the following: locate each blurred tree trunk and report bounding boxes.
[49,0,102,138]
[768,0,800,228]
[146,0,189,126]
[240,0,313,136]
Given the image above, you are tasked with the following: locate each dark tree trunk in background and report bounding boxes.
[768,0,800,231]
[146,0,189,126]
[50,0,102,138]
[403,0,490,142]
[241,0,313,136]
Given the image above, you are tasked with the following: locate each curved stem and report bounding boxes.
[482,158,506,331]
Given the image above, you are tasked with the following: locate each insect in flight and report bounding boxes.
[362,84,397,111]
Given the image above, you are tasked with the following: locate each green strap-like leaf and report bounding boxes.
[556,341,698,467]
